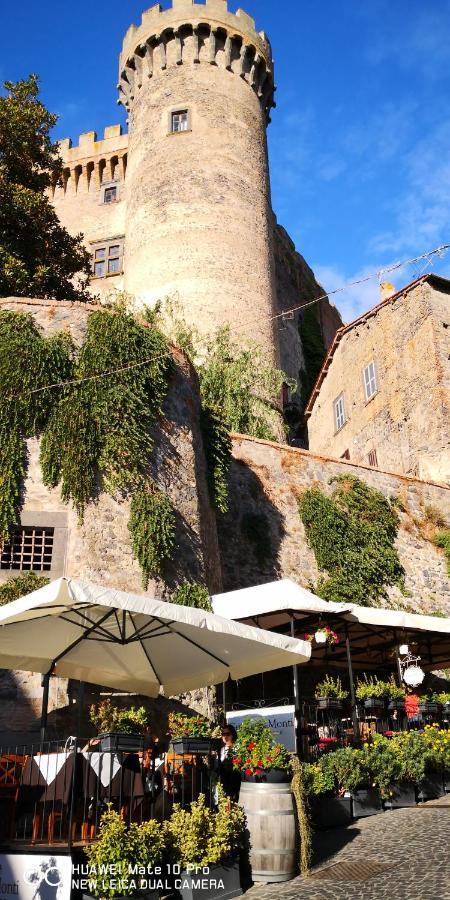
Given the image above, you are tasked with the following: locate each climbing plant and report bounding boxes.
[171,581,212,611]
[434,529,450,576]
[0,310,74,544]
[200,405,232,513]
[298,475,405,606]
[0,573,49,606]
[299,306,326,405]
[128,487,176,588]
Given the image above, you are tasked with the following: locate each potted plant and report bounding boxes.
[90,699,151,751]
[163,787,244,900]
[419,724,446,800]
[386,678,406,711]
[232,717,291,782]
[83,806,164,900]
[302,762,352,828]
[322,747,382,818]
[356,676,388,713]
[314,675,349,711]
[168,712,221,755]
[304,626,340,647]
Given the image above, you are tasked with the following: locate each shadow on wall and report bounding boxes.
[0,670,42,744]
[218,459,286,591]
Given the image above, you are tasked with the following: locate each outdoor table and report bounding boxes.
[20,751,76,842]
[80,751,145,834]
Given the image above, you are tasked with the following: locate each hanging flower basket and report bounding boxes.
[304,627,340,647]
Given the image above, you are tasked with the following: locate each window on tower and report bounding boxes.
[91,239,124,278]
[171,110,189,133]
[103,185,117,204]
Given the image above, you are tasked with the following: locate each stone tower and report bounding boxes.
[119,0,279,357]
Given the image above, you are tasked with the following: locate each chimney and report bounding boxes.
[380,281,396,301]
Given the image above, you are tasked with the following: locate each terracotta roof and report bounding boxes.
[304,273,450,418]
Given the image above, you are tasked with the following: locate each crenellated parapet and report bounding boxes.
[118,0,275,123]
[53,125,128,197]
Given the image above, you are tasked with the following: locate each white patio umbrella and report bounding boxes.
[0,576,310,705]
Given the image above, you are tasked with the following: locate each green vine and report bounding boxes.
[434,529,450,575]
[0,310,73,544]
[200,405,231,513]
[128,486,176,587]
[171,581,212,611]
[0,573,49,606]
[298,475,405,606]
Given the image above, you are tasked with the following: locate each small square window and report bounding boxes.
[334,394,346,432]
[92,239,124,278]
[363,361,377,401]
[103,186,117,204]
[1,526,55,572]
[171,110,189,133]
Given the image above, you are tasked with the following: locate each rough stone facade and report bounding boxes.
[0,297,222,740]
[219,434,450,613]
[305,276,450,485]
[51,0,341,385]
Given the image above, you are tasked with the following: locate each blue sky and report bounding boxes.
[2,0,450,322]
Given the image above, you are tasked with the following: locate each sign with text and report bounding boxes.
[227,705,296,751]
[0,853,72,900]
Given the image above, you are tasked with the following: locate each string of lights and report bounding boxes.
[5,241,449,401]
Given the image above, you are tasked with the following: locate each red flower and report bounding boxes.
[257,760,264,767]
[233,758,241,765]
[255,769,263,776]
[245,768,253,776]
[248,742,256,750]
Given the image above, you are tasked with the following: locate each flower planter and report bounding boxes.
[383,782,416,809]
[174,858,243,900]
[317,698,343,711]
[351,788,383,818]
[417,772,445,801]
[309,795,352,829]
[418,702,440,716]
[97,732,145,752]
[387,699,405,712]
[363,699,386,712]
[170,738,214,755]
[241,768,290,784]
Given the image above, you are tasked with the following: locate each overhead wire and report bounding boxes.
[4,241,450,402]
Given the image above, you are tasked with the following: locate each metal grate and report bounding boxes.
[1,526,54,571]
[310,859,397,882]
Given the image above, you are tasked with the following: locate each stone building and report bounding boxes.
[51,0,341,390]
[305,275,450,485]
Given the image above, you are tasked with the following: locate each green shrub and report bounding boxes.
[84,807,164,898]
[163,786,245,869]
[314,675,348,700]
[0,573,49,606]
[171,581,212,611]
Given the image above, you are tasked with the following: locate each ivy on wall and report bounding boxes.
[0,308,175,584]
[171,581,212,611]
[0,573,49,606]
[298,475,405,606]
[200,405,232,514]
[434,529,450,575]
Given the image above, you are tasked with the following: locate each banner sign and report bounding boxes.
[227,705,296,751]
[0,853,72,900]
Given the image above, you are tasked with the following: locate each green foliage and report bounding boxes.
[168,711,220,739]
[0,75,91,300]
[314,675,348,700]
[232,717,291,775]
[291,756,312,876]
[320,747,370,793]
[301,762,334,797]
[434,529,450,575]
[356,676,405,701]
[128,487,176,587]
[171,581,212,611]
[299,307,326,405]
[0,310,74,543]
[84,806,164,898]
[163,786,245,869]
[298,475,405,606]
[423,505,447,528]
[0,573,49,606]
[200,405,231,513]
[240,511,272,567]
[89,699,150,735]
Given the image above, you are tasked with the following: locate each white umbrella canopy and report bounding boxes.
[0,577,311,697]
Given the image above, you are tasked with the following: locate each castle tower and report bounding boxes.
[119,0,279,357]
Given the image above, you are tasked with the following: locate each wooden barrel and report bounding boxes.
[239,781,298,883]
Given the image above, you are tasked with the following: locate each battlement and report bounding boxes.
[118,1,275,121]
[58,125,128,163]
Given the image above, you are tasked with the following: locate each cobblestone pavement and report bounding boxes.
[244,805,450,900]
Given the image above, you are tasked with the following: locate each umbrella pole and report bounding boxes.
[290,616,301,758]
[345,626,359,744]
[40,671,51,743]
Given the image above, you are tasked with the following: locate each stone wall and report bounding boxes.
[0,298,222,739]
[219,434,450,613]
[306,277,450,484]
